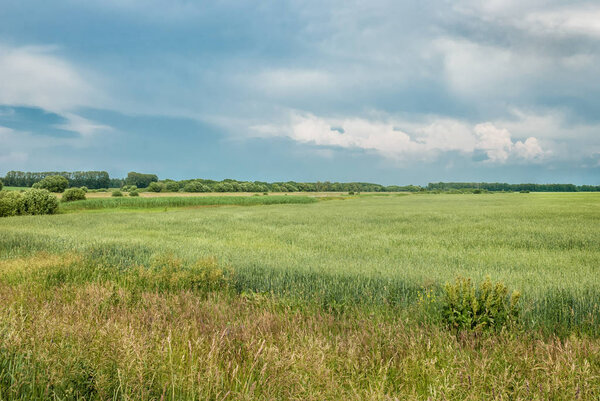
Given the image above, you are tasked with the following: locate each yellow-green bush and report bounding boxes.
[442,276,520,332]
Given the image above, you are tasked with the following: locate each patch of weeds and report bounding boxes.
[441,276,521,333]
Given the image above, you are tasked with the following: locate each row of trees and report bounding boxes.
[427,182,600,192]
[142,178,424,193]
[2,171,598,193]
[3,171,110,189]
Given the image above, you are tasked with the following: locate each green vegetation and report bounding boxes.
[111,190,123,197]
[59,194,316,211]
[441,277,521,332]
[428,181,600,192]
[0,192,599,398]
[3,170,110,189]
[32,174,69,193]
[62,187,87,202]
[124,171,158,188]
[0,188,59,217]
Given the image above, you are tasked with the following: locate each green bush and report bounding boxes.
[0,191,24,217]
[183,182,210,192]
[147,182,163,192]
[165,181,180,192]
[62,188,87,202]
[129,190,140,197]
[0,179,3,191]
[21,189,59,215]
[441,277,520,332]
[111,190,123,197]
[32,175,69,193]
[80,186,88,193]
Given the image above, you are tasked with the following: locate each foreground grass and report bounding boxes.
[0,254,598,400]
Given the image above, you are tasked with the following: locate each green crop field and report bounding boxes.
[0,192,599,399]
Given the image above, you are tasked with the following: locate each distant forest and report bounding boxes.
[1,171,599,192]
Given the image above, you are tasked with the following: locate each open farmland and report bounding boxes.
[0,192,599,399]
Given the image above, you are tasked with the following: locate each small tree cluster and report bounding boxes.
[0,189,59,217]
[124,172,158,188]
[32,175,69,193]
[62,188,87,202]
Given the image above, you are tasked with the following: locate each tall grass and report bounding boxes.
[59,194,317,211]
[0,254,598,400]
[1,193,599,335]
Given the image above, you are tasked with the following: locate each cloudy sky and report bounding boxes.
[1,1,599,184]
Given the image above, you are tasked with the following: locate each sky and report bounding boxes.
[0,0,599,185]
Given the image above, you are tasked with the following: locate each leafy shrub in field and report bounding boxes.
[127,255,230,295]
[147,182,163,192]
[184,182,210,192]
[32,175,69,193]
[62,188,86,202]
[165,181,179,192]
[0,179,3,191]
[441,277,520,332]
[0,191,24,217]
[80,186,88,193]
[129,190,139,197]
[111,190,123,197]
[21,189,59,215]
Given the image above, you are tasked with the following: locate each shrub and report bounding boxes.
[62,188,87,202]
[112,190,123,197]
[32,175,69,193]
[441,276,520,332]
[21,189,59,215]
[165,181,180,192]
[80,186,88,193]
[183,182,210,192]
[0,191,24,217]
[148,182,163,192]
[129,190,140,197]
[0,179,3,191]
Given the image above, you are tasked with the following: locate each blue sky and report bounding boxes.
[0,0,599,185]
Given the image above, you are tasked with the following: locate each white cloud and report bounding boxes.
[254,112,547,164]
[523,6,600,39]
[57,113,112,137]
[0,44,98,112]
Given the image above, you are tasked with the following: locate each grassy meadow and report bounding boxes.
[0,192,599,399]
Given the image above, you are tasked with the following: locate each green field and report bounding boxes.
[1,186,29,191]
[0,192,599,399]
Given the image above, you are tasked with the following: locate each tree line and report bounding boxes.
[427,182,600,192]
[1,171,598,192]
[3,171,110,189]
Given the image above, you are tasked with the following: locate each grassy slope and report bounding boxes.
[1,192,599,333]
[1,193,600,399]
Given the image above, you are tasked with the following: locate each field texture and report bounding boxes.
[0,192,599,399]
